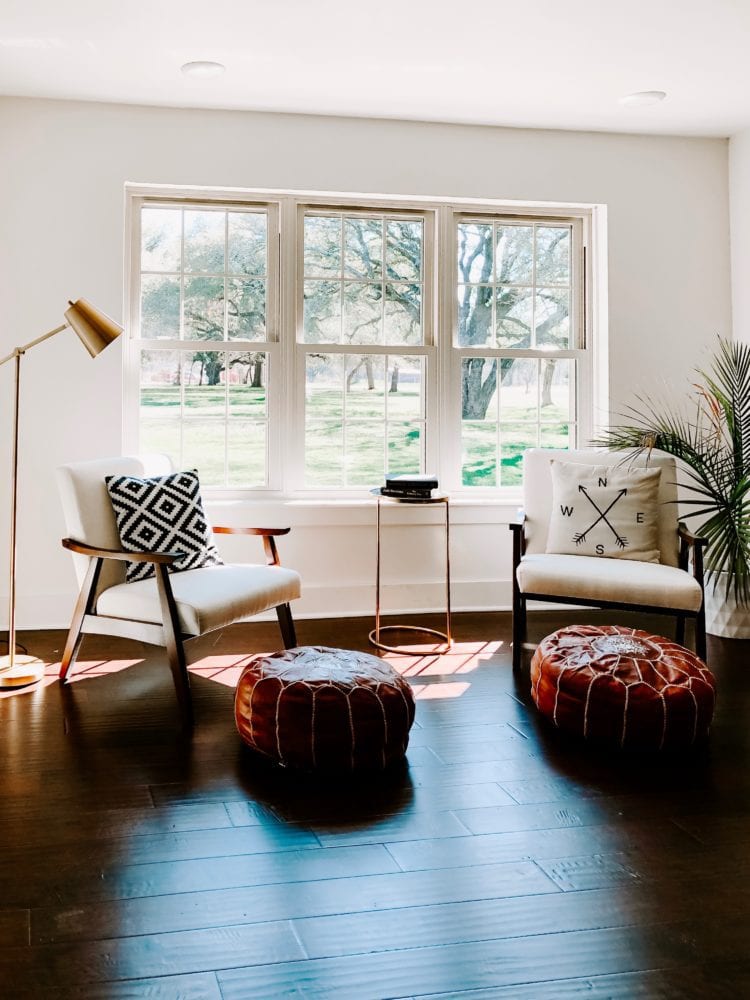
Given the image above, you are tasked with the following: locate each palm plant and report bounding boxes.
[596,338,750,603]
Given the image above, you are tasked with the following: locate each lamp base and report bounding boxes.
[0,654,45,689]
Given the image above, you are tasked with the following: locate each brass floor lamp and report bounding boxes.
[0,300,122,689]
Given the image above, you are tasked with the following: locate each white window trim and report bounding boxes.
[123,184,607,509]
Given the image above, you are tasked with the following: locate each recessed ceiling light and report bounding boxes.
[181,61,226,79]
[619,90,667,108]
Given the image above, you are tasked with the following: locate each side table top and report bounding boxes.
[370,488,449,505]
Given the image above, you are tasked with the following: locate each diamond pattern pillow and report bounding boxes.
[105,470,223,583]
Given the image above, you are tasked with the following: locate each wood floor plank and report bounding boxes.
[19,842,400,908]
[0,920,303,992]
[216,923,696,999]
[7,972,223,1000]
[0,909,29,947]
[32,858,559,945]
[310,809,471,847]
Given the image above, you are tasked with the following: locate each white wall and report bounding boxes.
[730,127,750,343]
[0,98,731,628]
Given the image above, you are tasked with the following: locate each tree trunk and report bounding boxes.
[541,359,556,408]
[389,362,399,393]
[251,359,263,388]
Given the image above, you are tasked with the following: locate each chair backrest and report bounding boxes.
[57,455,173,595]
[523,448,680,567]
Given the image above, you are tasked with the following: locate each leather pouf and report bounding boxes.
[531,625,716,751]
[235,645,416,770]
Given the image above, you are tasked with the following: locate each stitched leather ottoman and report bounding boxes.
[235,645,416,770]
[531,625,716,751]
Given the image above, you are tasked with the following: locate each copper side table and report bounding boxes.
[368,488,452,654]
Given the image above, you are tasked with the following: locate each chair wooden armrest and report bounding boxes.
[62,537,184,565]
[678,523,709,548]
[211,525,292,567]
[677,523,707,587]
[212,526,291,537]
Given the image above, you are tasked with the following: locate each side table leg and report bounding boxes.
[445,498,452,646]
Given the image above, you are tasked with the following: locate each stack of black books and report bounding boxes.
[381,473,439,499]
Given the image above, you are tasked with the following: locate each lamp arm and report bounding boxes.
[0,323,68,368]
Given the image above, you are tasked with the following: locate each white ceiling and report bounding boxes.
[1,0,748,137]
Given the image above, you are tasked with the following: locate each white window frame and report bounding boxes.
[124,185,601,503]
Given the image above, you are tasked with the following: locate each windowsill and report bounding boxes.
[203,492,523,527]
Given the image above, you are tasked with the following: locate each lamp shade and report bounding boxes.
[65,299,122,358]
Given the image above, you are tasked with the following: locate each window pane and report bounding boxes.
[228,352,267,417]
[535,288,570,347]
[183,421,226,486]
[457,284,493,347]
[184,210,225,273]
[227,278,266,340]
[386,356,423,419]
[457,223,492,283]
[500,358,538,421]
[346,422,384,486]
[345,356,385,418]
[343,283,382,344]
[536,226,570,284]
[496,286,532,348]
[140,350,181,418]
[462,422,497,487]
[500,423,538,486]
[539,358,573,420]
[344,218,382,279]
[388,422,422,476]
[306,355,344,420]
[304,280,341,343]
[141,208,181,272]
[228,212,266,276]
[304,216,341,277]
[305,422,343,486]
[496,225,533,284]
[385,284,421,344]
[140,420,180,465]
[227,421,266,487]
[462,357,498,420]
[141,275,180,339]
[540,423,571,449]
[182,353,226,415]
[386,220,422,281]
[184,276,224,341]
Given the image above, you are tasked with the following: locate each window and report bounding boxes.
[127,190,593,497]
[299,210,431,488]
[132,202,277,488]
[456,217,583,488]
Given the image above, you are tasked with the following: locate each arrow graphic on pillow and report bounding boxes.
[574,486,628,549]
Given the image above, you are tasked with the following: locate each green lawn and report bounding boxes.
[140,385,571,487]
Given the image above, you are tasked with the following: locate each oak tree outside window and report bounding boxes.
[127,192,591,495]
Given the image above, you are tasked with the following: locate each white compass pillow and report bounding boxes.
[546,461,662,563]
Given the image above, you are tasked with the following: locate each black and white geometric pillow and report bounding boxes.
[105,470,223,583]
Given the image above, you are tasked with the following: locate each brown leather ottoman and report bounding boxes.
[235,645,415,770]
[531,624,716,751]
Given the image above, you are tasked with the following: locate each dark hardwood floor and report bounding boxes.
[1,610,749,998]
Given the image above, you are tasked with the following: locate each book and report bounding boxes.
[384,473,438,491]
[380,487,435,499]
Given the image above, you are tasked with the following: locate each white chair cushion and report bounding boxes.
[97,563,302,636]
[517,553,703,613]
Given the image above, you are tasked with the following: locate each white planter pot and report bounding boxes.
[705,573,750,639]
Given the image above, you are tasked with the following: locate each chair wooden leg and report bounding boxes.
[60,557,102,683]
[276,603,297,649]
[675,614,686,646]
[695,605,707,663]
[155,565,193,726]
[512,593,526,673]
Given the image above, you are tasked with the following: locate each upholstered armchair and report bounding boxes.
[57,456,301,722]
[509,449,707,671]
